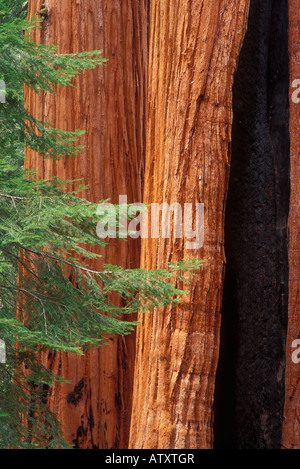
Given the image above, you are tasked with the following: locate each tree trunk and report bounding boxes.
[282,0,300,449]
[25,0,148,449]
[129,0,250,449]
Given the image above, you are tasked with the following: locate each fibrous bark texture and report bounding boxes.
[282,0,300,449]
[214,0,290,449]
[129,0,250,449]
[25,0,148,449]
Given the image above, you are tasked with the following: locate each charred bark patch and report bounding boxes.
[72,424,88,449]
[214,0,290,449]
[67,378,84,408]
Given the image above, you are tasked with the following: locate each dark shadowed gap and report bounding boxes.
[213,0,290,449]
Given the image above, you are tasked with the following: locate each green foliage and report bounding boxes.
[0,0,203,449]
[0,0,106,161]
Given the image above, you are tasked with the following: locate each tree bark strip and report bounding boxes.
[25,0,148,448]
[282,0,300,449]
[129,0,250,449]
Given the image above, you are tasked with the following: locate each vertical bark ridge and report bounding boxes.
[25,0,148,448]
[129,0,250,449]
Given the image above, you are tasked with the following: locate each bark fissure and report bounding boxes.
[214,0,290,449]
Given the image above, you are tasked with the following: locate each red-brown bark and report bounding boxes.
[282,0,300,450]
[129,0,250,449]
[25,0,148,448]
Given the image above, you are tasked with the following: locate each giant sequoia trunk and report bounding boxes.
[25,0,148,449]
[129,0,250,449]
[282,0,300,449]
[22,0,299,450]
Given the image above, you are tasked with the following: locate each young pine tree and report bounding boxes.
[0,0,202,448]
